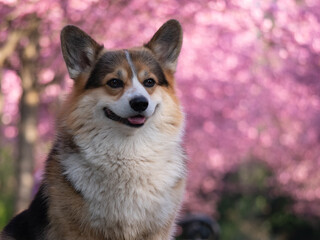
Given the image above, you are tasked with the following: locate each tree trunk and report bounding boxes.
[15,16,40,213]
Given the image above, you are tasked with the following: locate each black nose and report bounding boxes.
[130,96,149,112]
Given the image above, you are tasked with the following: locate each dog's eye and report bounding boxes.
[107,79,124,88]
[143,78,156,88]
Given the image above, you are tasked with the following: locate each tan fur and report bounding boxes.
[46,91,186,239]
[50,69,185,240]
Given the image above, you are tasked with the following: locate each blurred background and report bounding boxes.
[1,0,320,239]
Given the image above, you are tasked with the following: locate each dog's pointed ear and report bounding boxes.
[145,19,183,73]
[61,25,103,80]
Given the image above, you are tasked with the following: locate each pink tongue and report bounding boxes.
[128,116,146,125]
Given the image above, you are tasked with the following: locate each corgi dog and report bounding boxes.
[1,19,186,240]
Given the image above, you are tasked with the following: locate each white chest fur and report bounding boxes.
[60,125,185,237]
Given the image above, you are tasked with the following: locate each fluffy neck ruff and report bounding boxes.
[51,92,186,238]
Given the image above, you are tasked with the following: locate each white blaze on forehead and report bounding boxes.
[124,50,138,79]
[124,50,147,97]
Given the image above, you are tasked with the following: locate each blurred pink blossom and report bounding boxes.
[1,0,320,217]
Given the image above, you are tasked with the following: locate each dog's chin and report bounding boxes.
[103,107,147,128]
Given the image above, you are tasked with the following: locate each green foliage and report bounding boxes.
[217,161,320,240]
[0,146,15,230]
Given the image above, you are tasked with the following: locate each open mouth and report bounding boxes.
[103,107,146,128]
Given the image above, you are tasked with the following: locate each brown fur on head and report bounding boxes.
[60,19,182,83]
[59,19,184,133]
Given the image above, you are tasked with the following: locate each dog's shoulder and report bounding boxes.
[1,185,49,240]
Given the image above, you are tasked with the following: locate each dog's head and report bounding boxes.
[60,20,183,136]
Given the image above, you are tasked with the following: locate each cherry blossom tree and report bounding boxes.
[1,0,320,220]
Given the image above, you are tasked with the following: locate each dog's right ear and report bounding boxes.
[61,25,103,80]
[145,19,183,73]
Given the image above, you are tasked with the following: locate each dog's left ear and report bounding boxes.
[61,25,103,80]
[145,19,183,73]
